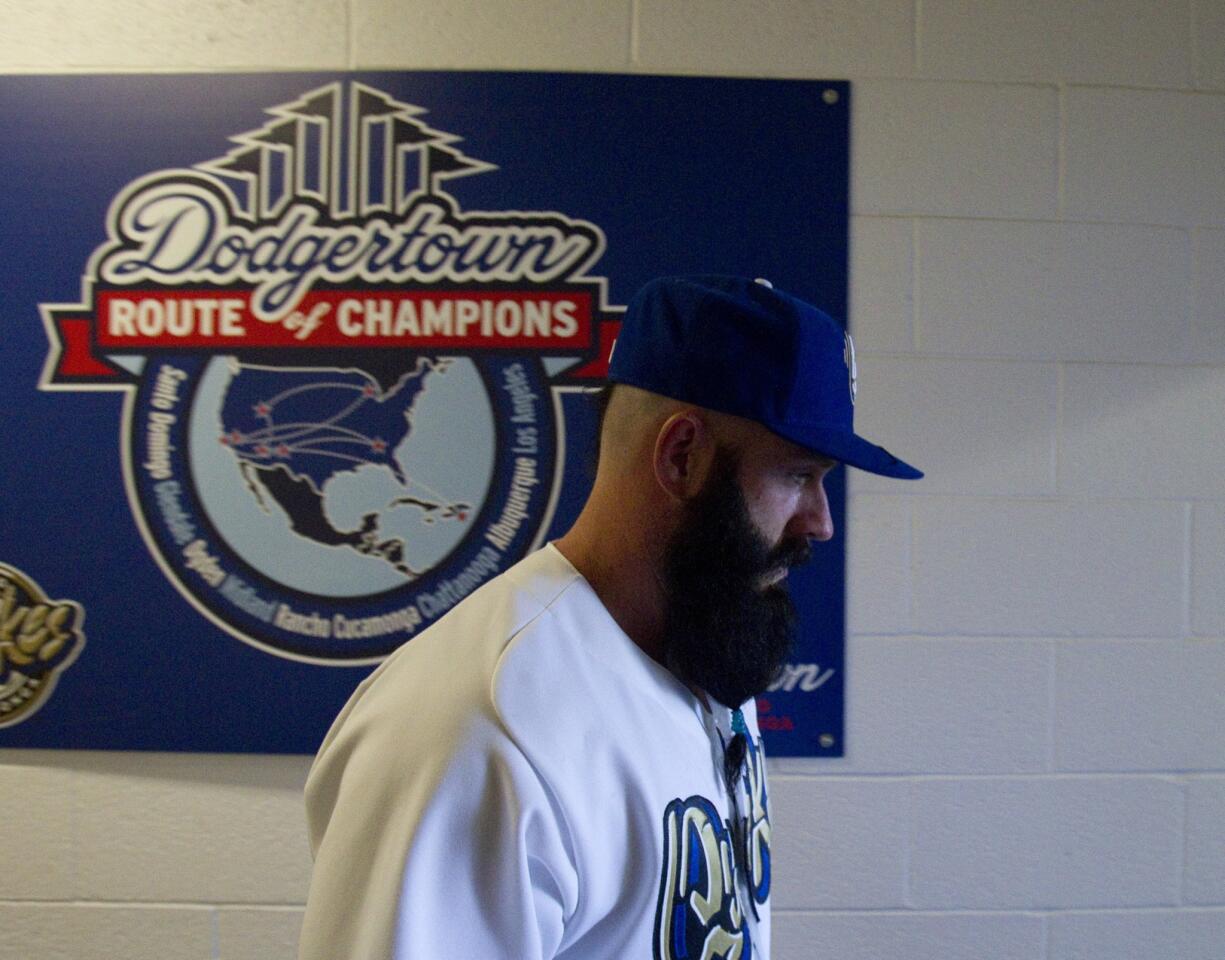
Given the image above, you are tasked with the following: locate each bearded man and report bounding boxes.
[298,276,921,960]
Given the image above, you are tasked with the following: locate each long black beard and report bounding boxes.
[660,450,810,710]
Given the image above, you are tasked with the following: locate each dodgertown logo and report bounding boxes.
[39,81,620,663]
[0,563,85,726]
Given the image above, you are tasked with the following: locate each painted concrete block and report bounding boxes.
[1065,88,1225,227]
[1194,0,1225,89]
[353,0,632,70]
[853,80,1058,219]
[842,637,1051,773]
[0,904,212,960]
[1055,640,1225,771]
[910,776,1182,907]
[72,753,313,903]
[1193,503,1225,635]
[852,357,1057,496]
[912,498,1186,637]
[218,908,306,960]
[845,494,912,635]
[635,0,913,78]
[919,0,1190,86]
[769,776,908,908]
[917,220,1193,363]
[1049,909,1225,960]
[1185,777,1225,904]
[0,754,75,899]
[0,0,346,69]
[1193,228,1225,362]
[1060,364,1225,498]
[849,216,914,354]
[774,911,1044,960]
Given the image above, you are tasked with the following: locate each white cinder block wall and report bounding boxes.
[3,2,1223,957]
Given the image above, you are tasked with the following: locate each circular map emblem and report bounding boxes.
[43,80,613,669]
[128,351,557,662]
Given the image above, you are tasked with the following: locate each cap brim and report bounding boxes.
[774,423,923,480]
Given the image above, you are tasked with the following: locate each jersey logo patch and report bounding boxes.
[741,736,771,906]
[653,795,753,960]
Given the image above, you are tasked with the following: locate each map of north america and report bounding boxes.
[217,357,468,577]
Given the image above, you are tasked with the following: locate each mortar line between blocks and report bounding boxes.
[1053,362,1064,494]
[912,0,923,74]
[1046,640,1057,774]
[1059,79,1223,94]
[856,211,1207,231]
[860,349,1221,368]
[1056,84,1067,218]
[906,496,917,627]
[68,766,85,902]
[910,218,921,351]
[1191,227,1202,349]
[1183,501,1194,637]
[903,778,914,907]
[772,906,1225,918]
[1189,0,1200,88]
[35,900,309,909]
[346,0,355,70]
[766,771,1225,782]
[0,900,251,910]
[1179,774,1190,905]
[629,0,641,65]
[211,907,221,960]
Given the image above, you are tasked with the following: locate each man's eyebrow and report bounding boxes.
[790,453,838,471]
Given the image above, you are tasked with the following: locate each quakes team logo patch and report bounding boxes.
[38,81,619,663]
[0,563,85,726]
[653,738,771,960]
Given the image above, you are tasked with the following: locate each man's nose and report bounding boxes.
[801,483,835,542]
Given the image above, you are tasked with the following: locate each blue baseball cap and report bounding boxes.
[607,275,922,479]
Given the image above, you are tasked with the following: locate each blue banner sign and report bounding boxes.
[1,71,850,755]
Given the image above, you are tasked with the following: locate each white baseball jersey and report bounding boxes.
[299,544,772,959]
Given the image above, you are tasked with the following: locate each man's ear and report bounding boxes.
[652,411,716,501]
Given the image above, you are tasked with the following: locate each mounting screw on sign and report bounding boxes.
[819,733,836,749]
